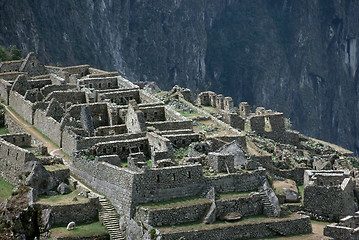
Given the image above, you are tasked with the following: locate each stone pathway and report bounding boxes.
[99,196,126,240]
[1,103,70,164]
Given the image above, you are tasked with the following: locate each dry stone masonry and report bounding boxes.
[1,53,358,239]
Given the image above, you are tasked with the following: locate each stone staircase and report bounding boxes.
[99,196,126,240]
[259,192,276,218]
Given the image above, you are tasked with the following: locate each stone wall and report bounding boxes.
[163,133,200,148]
[271,167,307,185]
[207,152,235,173]
[97,154,121,167]
[147,132,173,154]
[45,91,87,105]
[9,90,34,124]
[164,105,188,121]
[132,164,205,205]
[136,196,262,227]
[28,79,52,89]
[40,84,77,97]
[304,180,357,221]
[95,124,127,136]
[93,137,149,160]
[0,133,31,147]
[135,201,211,227]
[0,60,22,72]
[78,76,118,90]
[205,170,265,193]
[159,215,312,240]
[141,106,166,122]
[215,196,262,218]
[64,103,110,128]
[35,197,99,225]
[5,115,26,133]
[0,79,12,104]
[139,90,161,104]
[0,139,37,185]
[62,130,146,154]
[97,89,140,105]
[34,108,62,146]
[62,65,90,76]
[70,157,136,217]
[222,112,245,130]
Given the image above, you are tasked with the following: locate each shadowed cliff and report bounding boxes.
[1,0,359,154]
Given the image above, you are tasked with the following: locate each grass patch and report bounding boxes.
[0,177,14,201]
[174,147,188,162]
[218,191,251,200]
[297,185,304,200]
[50,221,107,237]
[121,159,128,168]
[36,188,88,205]
[146,159,152,168]
[44,164,68,171]
[139,196,210,210]
[0,126,9,135]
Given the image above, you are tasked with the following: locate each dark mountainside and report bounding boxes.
[1,0,359,155]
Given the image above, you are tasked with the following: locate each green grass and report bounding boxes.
[0,126,9,135]
[297,185,304,200]
[0,177,14,201]
[36,188,89,205]
[139,196,211,210]
[50,221,108,237]
[218,191,251,200]
[146,159,152,168]
[174,147,188,162]
[44,164,68,171]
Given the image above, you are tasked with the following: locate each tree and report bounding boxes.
[0,45,22,61]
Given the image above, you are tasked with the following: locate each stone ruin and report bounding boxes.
[303,170,357,221]
[3,52,357,239]
[324,211,359,240]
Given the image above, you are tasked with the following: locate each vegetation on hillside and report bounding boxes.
[0,45,22,61]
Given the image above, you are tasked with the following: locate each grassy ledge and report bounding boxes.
[0,177,15,201]
[50,221,107,237]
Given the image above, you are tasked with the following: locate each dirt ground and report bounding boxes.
[258,220,332,240]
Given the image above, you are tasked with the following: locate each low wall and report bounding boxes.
[0,133,31,147]
[206,170,265,193]
[35,197,99,225]
[160,215,312,240]
[136,200,211,227]
[75,133,146,150]
[52,233,109,240]
[136,196,262,227]
[5,115,26,133]
[0,139,37,185]
[216,197,262,218]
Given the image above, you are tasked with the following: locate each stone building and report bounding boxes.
[303,170,357,221]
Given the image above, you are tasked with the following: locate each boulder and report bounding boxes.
[284,188,300,203]
[219,212,242,222]
[25,161,57,196]
[39,209,54,232]
[57,183,72,195]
